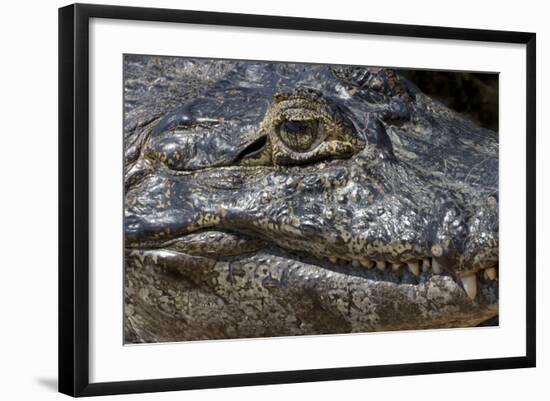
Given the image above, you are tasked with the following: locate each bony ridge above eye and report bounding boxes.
[146,89,366,170]
[238,90,365,167]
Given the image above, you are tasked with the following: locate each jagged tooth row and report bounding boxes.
[461,274,478,300]
[432,258,443,274]
[348,257,437,275]
[422,258,431,272]
[344,257,498,300]
[407,261,420,276]
[334,256,498,301]
[348,257,430,277]
[351,259,375,269]
[461,265,498,300]
[361,259,375,269]
[391,262,402,272]
[484,267,497,280]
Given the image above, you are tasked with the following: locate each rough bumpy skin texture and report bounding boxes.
[123,56,499,343]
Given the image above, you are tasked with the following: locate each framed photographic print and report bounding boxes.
[58,3,536,397]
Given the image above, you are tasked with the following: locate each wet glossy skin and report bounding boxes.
[123,58,498,342]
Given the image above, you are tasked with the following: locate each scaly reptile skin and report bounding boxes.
[123,56,498,343]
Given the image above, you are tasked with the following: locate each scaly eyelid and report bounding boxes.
[272,140,356,165]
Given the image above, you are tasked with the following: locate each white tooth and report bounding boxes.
[431,243,443,257]
[486,267,497,280]
[461,274,478,300]
[376,261,387,271]
[351,260,360,268]
[360,259,375,269]
[329,256,338,264]
[392,263,403,272]
[432,258,442,274]
[422,258,431,272]
[408,261,420,276]
[483,270,489,280]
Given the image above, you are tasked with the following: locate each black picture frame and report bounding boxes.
[58,3,536,397]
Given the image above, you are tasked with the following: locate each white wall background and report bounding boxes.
[0,0,546,399]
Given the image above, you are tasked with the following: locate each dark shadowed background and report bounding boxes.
[399,70,499,131]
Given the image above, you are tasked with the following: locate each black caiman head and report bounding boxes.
[124,58,498,342]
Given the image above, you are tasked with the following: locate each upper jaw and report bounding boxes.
[125,213,499,302]
[124,152,499,302]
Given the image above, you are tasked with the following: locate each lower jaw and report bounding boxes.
[126,233,498,300]
[124,245,498,343]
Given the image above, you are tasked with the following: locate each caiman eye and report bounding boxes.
[238,90,366,167]
[278,120,322,152]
